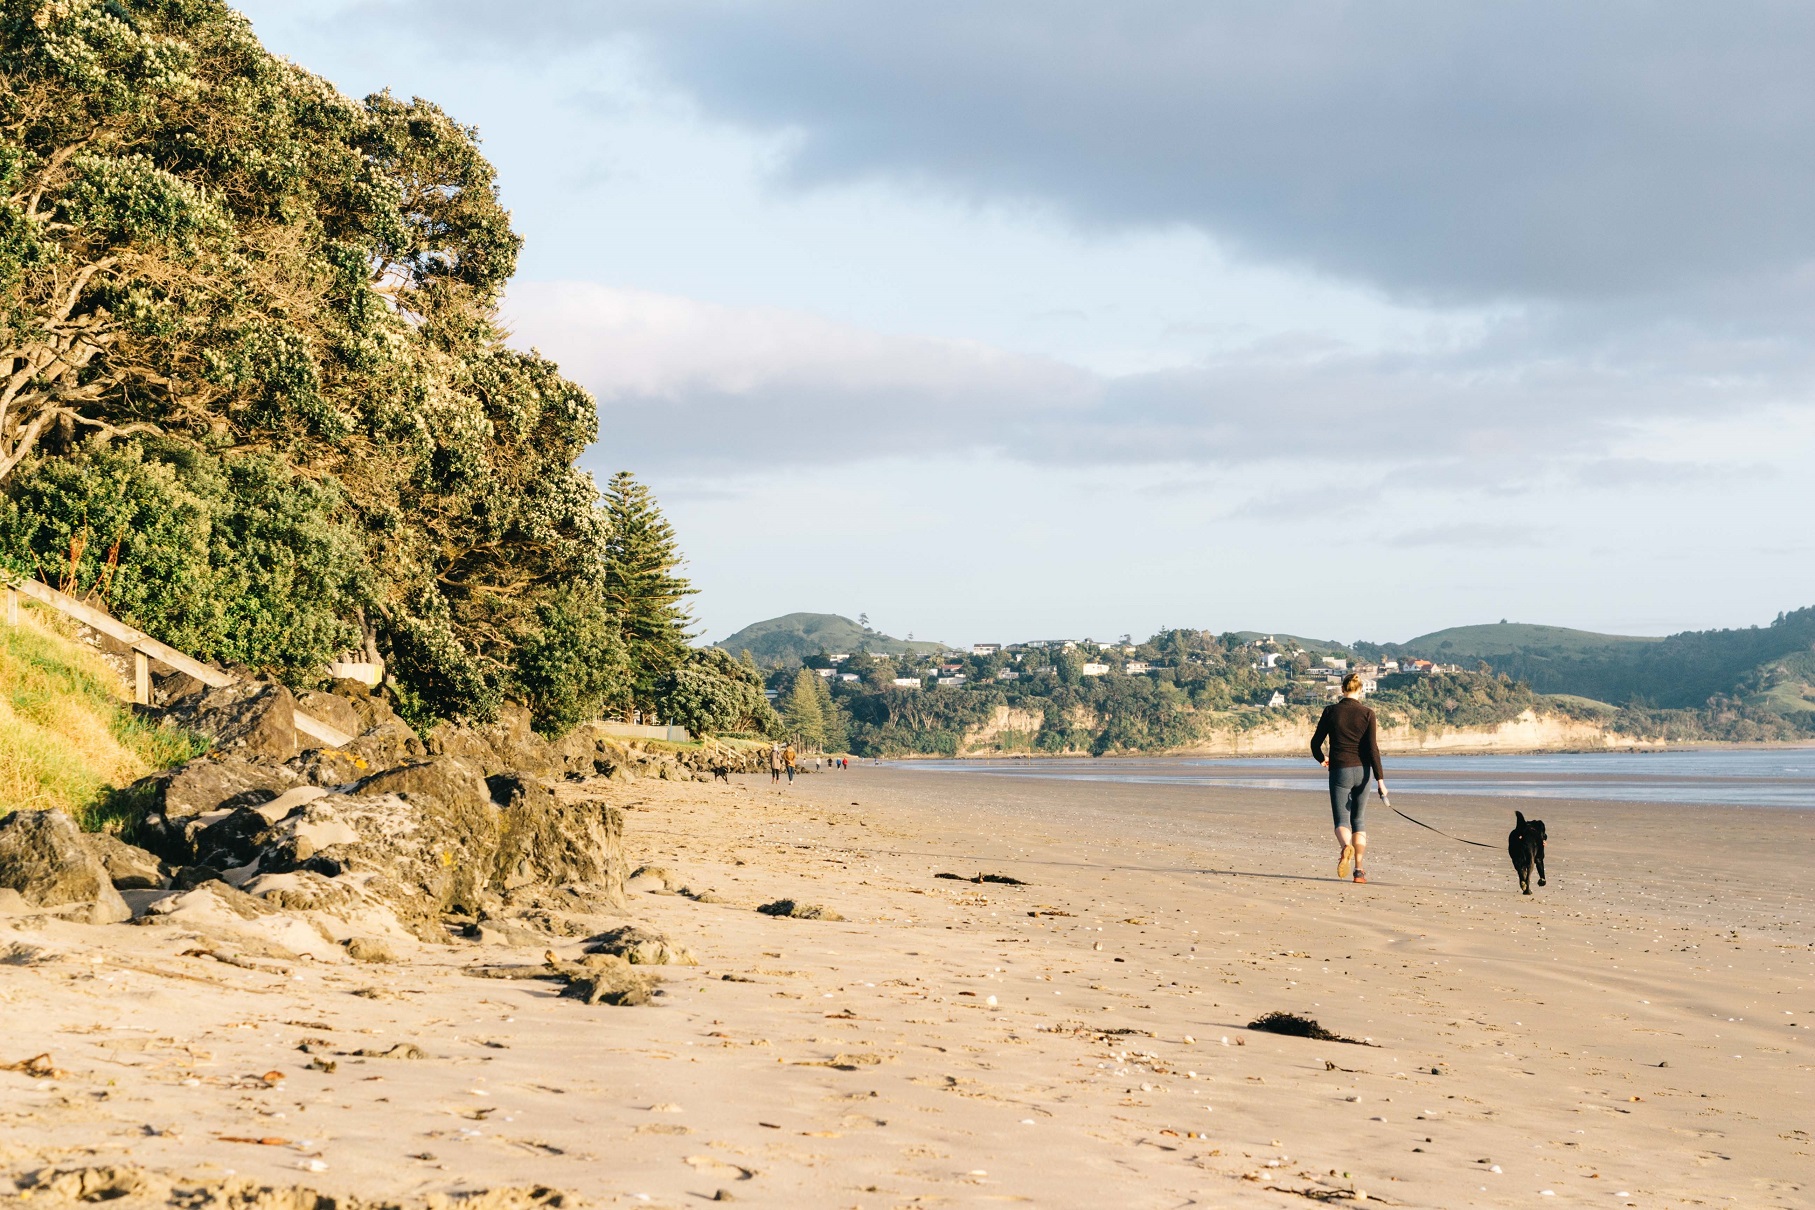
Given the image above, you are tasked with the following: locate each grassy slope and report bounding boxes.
[0,605,203,830]
[1398,622,1662,658]
[1394,612,1815,710]
[716,612,946,666]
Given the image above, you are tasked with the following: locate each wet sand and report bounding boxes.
[3,766,1810,1207]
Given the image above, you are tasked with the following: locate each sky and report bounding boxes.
[236,1,1815,647]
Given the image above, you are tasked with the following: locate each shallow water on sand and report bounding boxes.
[890,747,1815,809]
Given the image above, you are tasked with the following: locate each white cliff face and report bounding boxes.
[1184,709,1663,757]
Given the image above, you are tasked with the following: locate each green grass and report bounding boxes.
[1398,622,1663,659]
[0,604,208,832]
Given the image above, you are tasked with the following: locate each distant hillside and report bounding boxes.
[1400,622,1662,660]
[715,613,946,668]
[1388,609,1815,711]
[1229,631,1354,658]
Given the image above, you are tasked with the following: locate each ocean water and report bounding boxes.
[888,747,1815,809]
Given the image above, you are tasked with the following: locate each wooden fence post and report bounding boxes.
[4,588,15,625]
[134,649,150,706]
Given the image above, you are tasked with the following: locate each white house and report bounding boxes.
[937,675,966,686]
[996,669,1020,681]
[891,677,922,689]
[1081,663,1110,676]
[814,667,836,678]
[1322,656,1348,669]
[971,643,1001,656]
[1125,661,1151,674]
[840,672,859,682]
[1266,690,1286,708]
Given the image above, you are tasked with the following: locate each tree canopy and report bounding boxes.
[0,0,665,734]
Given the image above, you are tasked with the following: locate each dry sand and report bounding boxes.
[3,765,1811,1207]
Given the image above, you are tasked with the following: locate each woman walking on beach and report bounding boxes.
[1311,673,1387,884]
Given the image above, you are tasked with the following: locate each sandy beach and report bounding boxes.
[3,765,1810,1208]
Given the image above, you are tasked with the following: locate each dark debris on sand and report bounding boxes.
[1247,1012,1376,1046]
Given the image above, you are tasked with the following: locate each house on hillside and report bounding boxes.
[891,677,923,689]
[1081,663,1110,676]
[996,669,1020,681]
[937,675,966,686]
[1266,690,1286,709]
[971,643,1001,656]
[1125,661,1151,674]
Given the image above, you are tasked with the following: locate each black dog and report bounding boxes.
[709,763,732,783]
[1507,810,1547,895]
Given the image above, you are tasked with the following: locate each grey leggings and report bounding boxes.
[1329,765,1370,832]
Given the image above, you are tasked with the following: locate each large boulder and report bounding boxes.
[77,833,168,890]
[136,757,300,820]
[0,811,131,924]
[426,703,559,778]
[295,690,362,740]
[354,756,490,815]
[166,681,300,762]
[490,775,625,906]
[289,718,428,787]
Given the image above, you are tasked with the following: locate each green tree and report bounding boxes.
[0,439,363,677]
[813,671,849,753]
[602,471,695,717]
[0,2,663,728]
[656,648,781,738]
[783,669,827,749]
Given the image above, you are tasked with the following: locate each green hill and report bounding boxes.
[1389,609,1815,711]
[1228,631,1354,657]
[715,614,946,668]
[1400,622,1662,660]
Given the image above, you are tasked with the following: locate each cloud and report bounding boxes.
[401,1,1815,305]
[509,281,1815,475]
[1391,523,1546,549]
[502,281,1097,466]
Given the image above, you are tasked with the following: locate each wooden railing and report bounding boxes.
[3,577,354,749]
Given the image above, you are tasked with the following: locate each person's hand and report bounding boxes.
[1376,780,1388,798]
[1320,759,1329,769]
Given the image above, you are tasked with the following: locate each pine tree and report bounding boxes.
[813,672,850,753]
[602,472,696,715]
[784,669,827,749]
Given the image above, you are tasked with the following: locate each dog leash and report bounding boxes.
[1383,795,1497,848]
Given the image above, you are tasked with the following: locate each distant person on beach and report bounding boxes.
[1311,673,1387,884]
[783,743,798,784]
[769,744,783,784]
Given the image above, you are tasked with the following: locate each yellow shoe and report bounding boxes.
[1337,844,1355,880]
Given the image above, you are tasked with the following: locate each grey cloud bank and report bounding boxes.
[410,0,1815,304]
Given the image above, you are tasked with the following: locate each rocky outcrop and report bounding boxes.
[138,756,301,820]
[0,811,132,924]
[426,703,560,778]
[166,681,300,762]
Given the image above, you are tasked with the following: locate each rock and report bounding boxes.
[0,811,132,924]
[584,924,696,966]
[627,864,675,894]
[543,951,659,1006]
[138,881,340,959]
[354,757,491,816]
[77,833,169,890]
[254,791,501,936]
[189,806,278,872]
[295,691,362,740]
[426,702,558,778]
[348,718,428,768]
[493,787,625,906]
[757,899,844,922]
[343,936,398,963]
[137,756,300,820]
[325,678,398,730]
[166,680,300,762]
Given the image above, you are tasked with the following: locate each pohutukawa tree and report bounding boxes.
[0,0,677,735]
